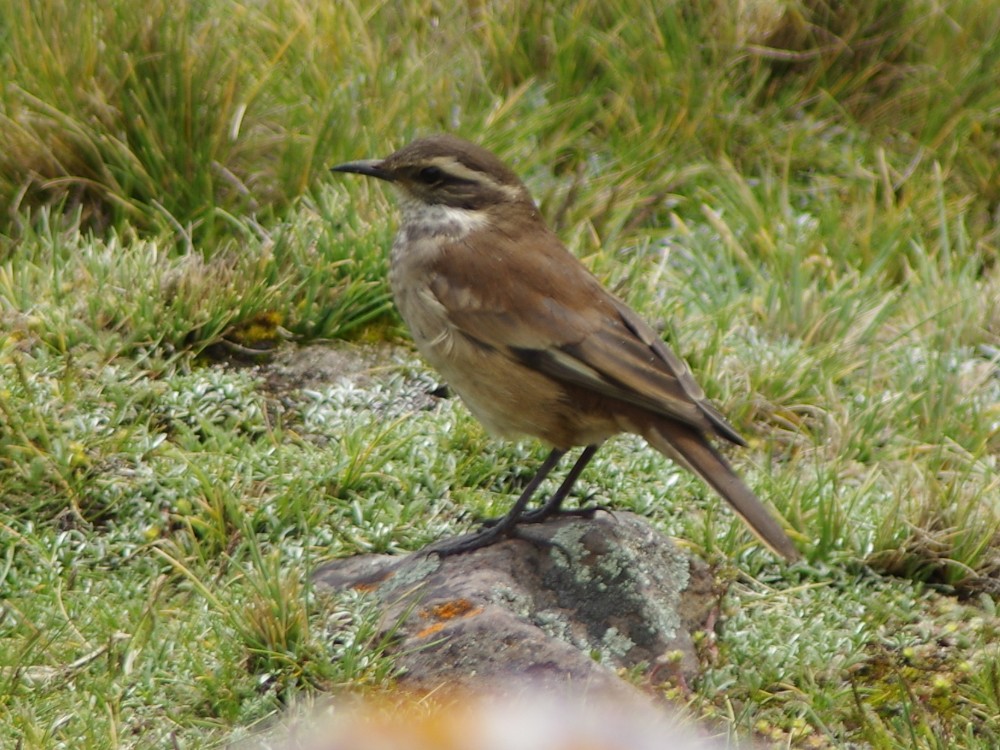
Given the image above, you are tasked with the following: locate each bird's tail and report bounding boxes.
[643,422,800,560]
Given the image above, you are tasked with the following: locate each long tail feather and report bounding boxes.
[644,423,800,560]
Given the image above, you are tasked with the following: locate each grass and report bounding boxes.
[1,0,999,746]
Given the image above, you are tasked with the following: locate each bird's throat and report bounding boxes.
[396,195,490,240]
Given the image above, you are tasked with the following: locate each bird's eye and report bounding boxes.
[416,166,444,184]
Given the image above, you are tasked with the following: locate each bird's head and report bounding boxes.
[331,134,533,213]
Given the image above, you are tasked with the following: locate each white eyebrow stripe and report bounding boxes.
[428,157,483,182]
[427,156,524,200]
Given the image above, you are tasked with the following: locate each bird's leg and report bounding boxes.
[518,444,604,523]
[481,444,604,528]
[429,448,565,556]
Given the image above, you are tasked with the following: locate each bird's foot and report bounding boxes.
[424,524,509,557]
[519,503,609,524]
[479,505,606,527]
[425,523,573,560]
[480,492,610,527]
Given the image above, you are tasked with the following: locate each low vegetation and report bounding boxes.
[1,0,998,746]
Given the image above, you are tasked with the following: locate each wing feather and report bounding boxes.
[427,224,744,443]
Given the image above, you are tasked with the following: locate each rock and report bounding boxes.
[313,511,718,697]
[257,344,381,393]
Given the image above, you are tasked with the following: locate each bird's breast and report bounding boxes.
[387,231,621,447]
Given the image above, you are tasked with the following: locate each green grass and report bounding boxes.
[2,0,1000,747]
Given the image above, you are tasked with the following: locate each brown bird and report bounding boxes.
[331,134,799,560]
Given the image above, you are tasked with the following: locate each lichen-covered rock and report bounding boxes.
[313,512,718,695]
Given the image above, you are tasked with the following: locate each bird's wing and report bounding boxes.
[428,227,744,443]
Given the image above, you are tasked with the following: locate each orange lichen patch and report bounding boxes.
[421,598,482,621]
[414,599,484,639]
[415,621,448,639]
[350,570,395,593]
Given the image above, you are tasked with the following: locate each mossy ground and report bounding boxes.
[2,1,999,747]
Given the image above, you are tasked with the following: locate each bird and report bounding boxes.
[331,134,799,560]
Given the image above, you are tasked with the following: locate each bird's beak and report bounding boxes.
[330,158,393,181]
